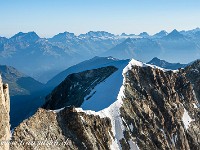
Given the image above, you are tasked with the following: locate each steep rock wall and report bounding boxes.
[0,75,10,150]
[120,66,199,150]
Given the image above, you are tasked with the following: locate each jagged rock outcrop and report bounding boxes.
[11,61,200,150]
[0,75,10,150]
[185,60,200,103]
[120,65,199,150]
[11,107,113,150]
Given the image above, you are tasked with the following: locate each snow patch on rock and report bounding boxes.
[128,140,140,150]
[182,108,194,130]
[193,103,198,109]
[129,124,134,132]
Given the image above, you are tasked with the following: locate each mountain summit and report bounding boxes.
[153,30,168,38]
[49,32,76,42]
[10,59,199,150]
[10,31,40,43]
[164,29,184,40]
[139,32,149,37]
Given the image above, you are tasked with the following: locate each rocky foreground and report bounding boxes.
[0,75,10,150]
[1,59,200,150]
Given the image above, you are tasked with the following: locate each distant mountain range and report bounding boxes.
[0,31,125,82]
[104,29,200,63]
[0,65,44,96]
[1,28,199,83]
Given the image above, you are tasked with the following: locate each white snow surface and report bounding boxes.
[49,107,65,113]
[123,58,169,74]
[76,58,149,150]
[81,59,130,111]
[76,84,127,149]
[129,124,134,132]
[128,140,140,150]
[182,108,194,130]
[193,103,198,109]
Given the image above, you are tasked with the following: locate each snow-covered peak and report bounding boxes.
[76,58,139,149]
[45,57,199,150]
[164,29,184,39]
[77,58,169,112]
[123,58,169,74]
[49,58,199,150]
[75,58,170,149]
[123,59,143,73]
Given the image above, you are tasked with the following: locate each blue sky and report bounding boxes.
[0,0,200,37]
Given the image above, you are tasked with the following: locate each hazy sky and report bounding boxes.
[1,0,200,37]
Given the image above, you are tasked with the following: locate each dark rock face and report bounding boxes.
[185,60,200,103]
[0,75,10,150]
[43,66,118,109]
[120,66,199,150]
[11,107,113,150]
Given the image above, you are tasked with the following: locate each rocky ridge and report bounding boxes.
[43,66,118,109]
[9,59,200,149]
[119,61,199,149]
[11,107,113,150]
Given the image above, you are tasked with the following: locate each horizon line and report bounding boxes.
[1,27,199,38]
